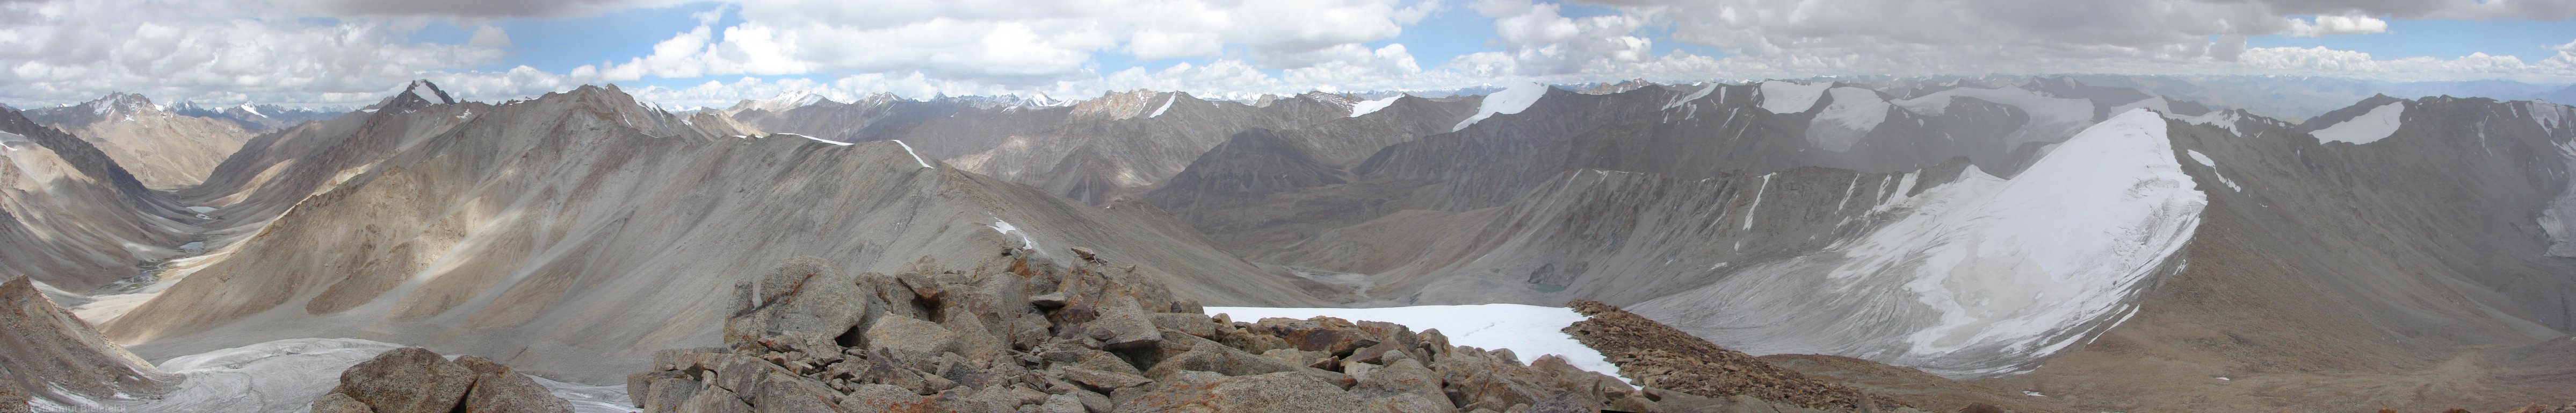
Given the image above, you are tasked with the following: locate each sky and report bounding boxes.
[2,0,2574,110]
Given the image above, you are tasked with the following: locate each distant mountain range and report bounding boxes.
[1,75,2572,412]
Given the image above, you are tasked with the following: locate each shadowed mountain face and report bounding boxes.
[0,105,200,291]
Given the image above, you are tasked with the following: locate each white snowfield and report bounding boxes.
[1203,304,1624,382]
[1813,87,1892,132]
[1807,87,1893,151]
[1636,109,2206,378]
[1348,95,1403,117]
[33,338,633,413]
[2312,101,2407,144]
[1757,80,1831,114]
[1452,82,1550,132]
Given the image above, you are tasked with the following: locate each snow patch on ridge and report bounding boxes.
[890,139,933,168]
[2183,149,2241,191]
[989,220,1038,250]
[2168,110,2248,136]
[781,133,851,146]
[1453,82,1551,132]
[1758,81,1830,114]
[1204,304,1623,382]
[1149,94,1177,118]
[1666,83,1719,110]
[1348,95,1403,117]
[2312,101,2406,144]
[1635,109,2205,378]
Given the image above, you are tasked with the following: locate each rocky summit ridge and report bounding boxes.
[620,247,1705,412]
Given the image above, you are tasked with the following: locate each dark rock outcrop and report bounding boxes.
[628,248,1644,412]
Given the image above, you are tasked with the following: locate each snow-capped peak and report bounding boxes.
[401,80,455,105]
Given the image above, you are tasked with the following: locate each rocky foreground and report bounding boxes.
[620,248,1663,412]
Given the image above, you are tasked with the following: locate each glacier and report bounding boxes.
[2312,101,2407,144]
[1632,109,2206,378]
[1452,82,1550,132]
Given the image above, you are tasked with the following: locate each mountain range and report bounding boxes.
[0,75,2571,412]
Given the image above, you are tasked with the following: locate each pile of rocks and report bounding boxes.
[625,250,1649,412]
[1564,300,1895,412]
[0,389,26,413]
[308,347,574,413]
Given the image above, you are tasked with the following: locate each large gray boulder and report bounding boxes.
[327,347,475,413]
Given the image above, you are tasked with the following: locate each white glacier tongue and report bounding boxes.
[1634,109,2205,378]
[2312,101,2406,144]
[1757,80,1831,114]
[1452,82,1550,132]
[1203,304,1622,382]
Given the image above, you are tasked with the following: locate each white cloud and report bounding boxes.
[5,0,2575,110]
[0,0,519,107]
[2286,15,2390,37]
[592,0,1439,83]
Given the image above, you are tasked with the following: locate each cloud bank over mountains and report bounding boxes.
[3,0,2574,108]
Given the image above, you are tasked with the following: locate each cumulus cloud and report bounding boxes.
[0,0,523,106]
[6,0,2576,110]
[302,0,691,18]
[589,0,1441,84]
[2286,15,2389,37]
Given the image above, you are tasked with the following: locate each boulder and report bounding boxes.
[1149,313,1217,338]
[836,383,937,411]
[1112,371,1366,413]
[1059,367,1153,393]
[309,393,375,413]
[331,347,475,413]
[1089,296,1162,351]
[749,372,840,413]
[454,355,575,413]
[863,312,957,359]
[1351,358,1450,411]
[674,386,754,413]
[1142,331,1327,381]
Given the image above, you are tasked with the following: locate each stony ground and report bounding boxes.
[622,247,1653,412]
[1562,300,1886,411]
